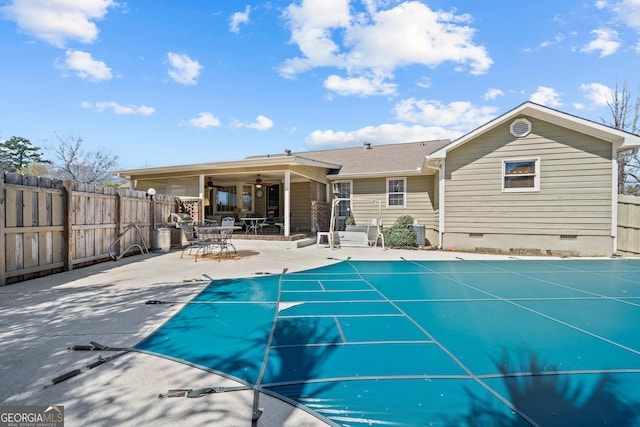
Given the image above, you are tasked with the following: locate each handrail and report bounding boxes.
[108,223,149,261]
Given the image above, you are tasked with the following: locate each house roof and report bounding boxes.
[428,101,640,160]
[263,140,451,178]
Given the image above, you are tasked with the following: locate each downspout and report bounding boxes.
[611,143,620,256]
[424,158,445,249]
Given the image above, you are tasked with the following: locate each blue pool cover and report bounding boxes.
[136,259,640,426]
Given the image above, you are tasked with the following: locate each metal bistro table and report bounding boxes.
[196,225,241,260]
[241,217,267,234]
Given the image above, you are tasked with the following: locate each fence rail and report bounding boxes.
[1,172,180,285]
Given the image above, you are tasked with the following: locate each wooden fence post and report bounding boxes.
[150,196,156,230]
[62,180,73,271]
[0,173,6,286]
[115,188,124,255]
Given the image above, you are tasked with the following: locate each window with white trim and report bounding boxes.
[216,186,238,212]
[334,181,352,219]
[387,178,406,207]
[502,159,540,192]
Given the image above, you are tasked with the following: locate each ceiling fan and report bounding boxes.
[206,178,225,190]
[254,174,275,188]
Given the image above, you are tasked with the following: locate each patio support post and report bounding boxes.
[284,170,290,236]
[438,160,445,249]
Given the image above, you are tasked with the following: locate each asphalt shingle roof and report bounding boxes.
[249,140,451,176]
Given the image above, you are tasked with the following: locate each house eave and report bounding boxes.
[111,155,340,179]
[327,168,432,180]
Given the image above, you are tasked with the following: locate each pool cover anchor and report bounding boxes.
[251,389,263,422]
[46,350,131,387]
[157,386,251,399]
[69,341,132,352]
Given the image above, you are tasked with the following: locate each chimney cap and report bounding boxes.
[284,148,292,156]
[364,141,372,149]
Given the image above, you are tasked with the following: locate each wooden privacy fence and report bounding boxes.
[617,194,640,256]
[0,172,180,285]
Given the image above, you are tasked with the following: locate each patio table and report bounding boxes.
[241,218,267,234]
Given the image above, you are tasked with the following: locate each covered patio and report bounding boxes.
[113,152,340,237]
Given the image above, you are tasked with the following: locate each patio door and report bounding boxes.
[267,185,279,217]
[334,181,351,230]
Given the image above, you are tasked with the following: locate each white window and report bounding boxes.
[502,159,540,192]
[216,186,238,212]
[387,178,406,207]
[334,181,352,219]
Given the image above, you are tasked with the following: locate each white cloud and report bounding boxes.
[230,5,250,33]
[306,123,461,150]
[186,112,221,128]
[81,101,154,115]
[305,97,501,149]
[393,99,498,130]
[539,34,565,49]
[484,88,504,100]
[579,82,614,106]
[596,1,609,9]
[166,52,203,85]
[55,50,112,81]
[612,0,640,29]
[530,86,562,107]
[247,115,274,131]
[581,28,620,57]
[324,74,397,96]
[233,115,274,131]
[279,1,492,95]
[1,0,116,47]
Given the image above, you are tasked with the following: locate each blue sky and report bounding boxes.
[1,0,640,170]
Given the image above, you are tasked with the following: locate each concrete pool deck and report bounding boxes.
[1,240,563,427]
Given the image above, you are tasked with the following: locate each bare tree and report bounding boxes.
[48,133,119,185]
[602,80,640,194]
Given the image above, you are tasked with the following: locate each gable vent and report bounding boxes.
[510,118,532,138]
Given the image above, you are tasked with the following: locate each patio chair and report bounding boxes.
[210,216,237,260]
[367,219,385,248]
[180,222,211,261]
[315,220,332,247]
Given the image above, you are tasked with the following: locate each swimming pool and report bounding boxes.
[136,259,640,426]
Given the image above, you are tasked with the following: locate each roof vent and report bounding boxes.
[364,141,372,149]
[284,148,292,156]
[510,118,532,138]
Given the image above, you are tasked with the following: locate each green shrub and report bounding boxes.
[383,215,417,248]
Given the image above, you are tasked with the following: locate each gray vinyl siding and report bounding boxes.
[445,117,613,236]
[291,182,311,231]
[350,176,436,228]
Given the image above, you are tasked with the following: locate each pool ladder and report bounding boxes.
[108,223,149,261]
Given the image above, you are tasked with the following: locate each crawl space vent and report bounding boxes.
[510,118,532,137]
